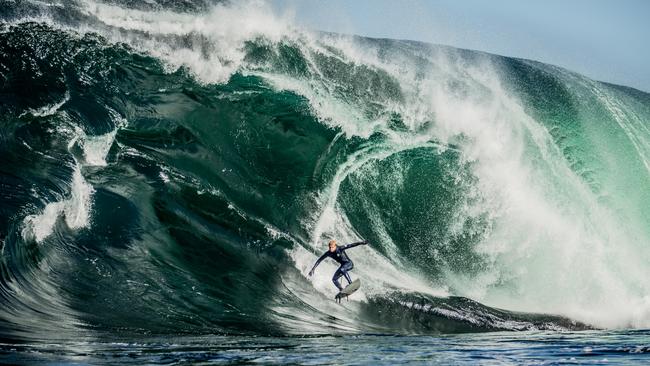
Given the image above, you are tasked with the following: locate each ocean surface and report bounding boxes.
[1,0,649,364]
[2,331,650,365]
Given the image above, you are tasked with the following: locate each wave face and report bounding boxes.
[1,0,649,340]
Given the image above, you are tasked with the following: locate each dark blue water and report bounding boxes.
[2,331,649,365]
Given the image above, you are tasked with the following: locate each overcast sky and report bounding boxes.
[270,0,650,92]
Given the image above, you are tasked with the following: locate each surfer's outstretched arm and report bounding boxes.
[308,252,328,276]
[341,240,369,250]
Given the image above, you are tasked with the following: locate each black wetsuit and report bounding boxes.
[310,241,367,290]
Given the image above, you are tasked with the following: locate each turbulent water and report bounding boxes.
[1,0,650,363]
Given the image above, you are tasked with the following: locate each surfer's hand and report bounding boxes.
[308,269,314,277]
[363,240,369,245]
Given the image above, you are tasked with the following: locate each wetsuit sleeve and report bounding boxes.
[310,252,328,274]
[341,240,368,250]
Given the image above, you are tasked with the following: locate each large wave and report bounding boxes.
[1,0,649,341]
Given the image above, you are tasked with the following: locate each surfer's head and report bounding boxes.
[328,240,337,252]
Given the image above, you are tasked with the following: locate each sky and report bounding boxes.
[270,0,650,92]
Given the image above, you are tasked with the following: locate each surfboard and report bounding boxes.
[335,279,360,302]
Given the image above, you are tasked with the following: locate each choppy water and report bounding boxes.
[3,331,650,365]
[1,0,650,363]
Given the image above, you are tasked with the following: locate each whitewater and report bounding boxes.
[1,0,649,364]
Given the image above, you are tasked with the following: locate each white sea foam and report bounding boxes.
[21,110,126,242]
[77,0,294,84]
[79,113,125,166]
[22,164,94,242]
[401,55,650,329]
[19,92,70,118]
[81,130,116,166]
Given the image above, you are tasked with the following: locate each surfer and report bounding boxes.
[308,239,368,291]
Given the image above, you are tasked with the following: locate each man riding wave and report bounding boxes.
[309,239,368,291]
